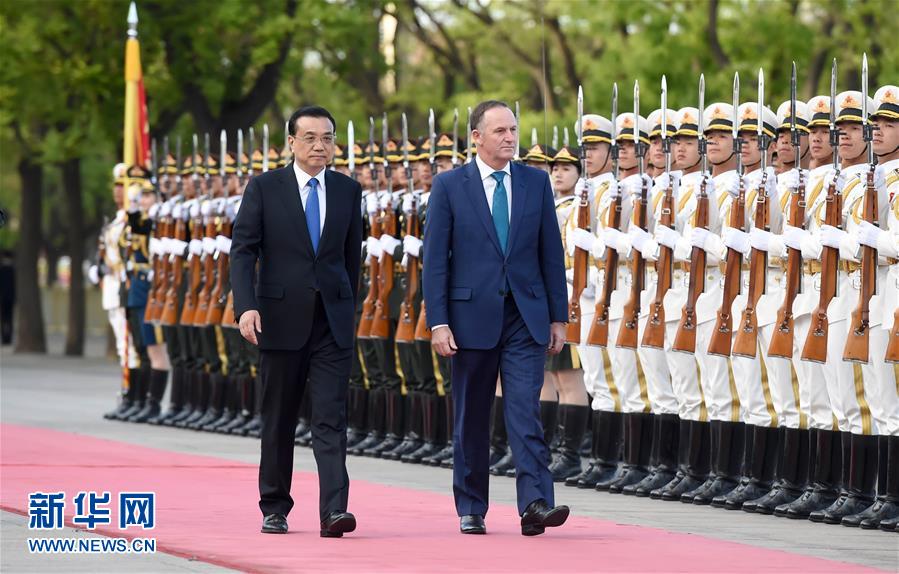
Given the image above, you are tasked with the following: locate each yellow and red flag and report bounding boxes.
[123,2,149,169]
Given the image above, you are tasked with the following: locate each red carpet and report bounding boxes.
[0,423,884,573]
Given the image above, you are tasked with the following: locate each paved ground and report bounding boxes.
[1,345,897,572]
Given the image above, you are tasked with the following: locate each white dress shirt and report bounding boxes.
[475,154,512,221]
[293,161,327,233]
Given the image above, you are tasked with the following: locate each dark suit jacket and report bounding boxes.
[230,165,363,350]
[422,160,567,349]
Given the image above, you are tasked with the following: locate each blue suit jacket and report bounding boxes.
[422,160,567,349]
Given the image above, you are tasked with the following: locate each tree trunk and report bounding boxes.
[61,157,85,356]
[14,157,47,353]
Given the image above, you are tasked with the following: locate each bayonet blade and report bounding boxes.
[348,120,355,174]
[262,124,269,173]
[531,127,538,148]
[428,109,436,164]
[732,72,740,140]
[634,80,640,143]
[247,127,255,176]
[611,83,619,146]
[466,106,472,163]
[237,129,244,177]
[514,101,521,160]
[790,62,798,137]
[757,68,764,137]
[452,108,459,166]
[401,112,410,166]
[552,125,559,150]
[698,74,706,136]
[661,76,668,142]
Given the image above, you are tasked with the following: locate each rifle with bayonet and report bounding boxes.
[734,68,775,357]
[643,77,673,349]
[416,109,446,342]
[222,128,253,328]
[566,85,590,344]
[357,117,381,339]
[206,129,233,326]
[178,134,206,325]
[161,136,188,326]
[587,83,621,347]
[370,114,396,340]
[673,75,710,354]
[708,73,745,357]
[618,80,648,349]
[844,53,878,363]
[396,113,420,343]
[193,132,219,325]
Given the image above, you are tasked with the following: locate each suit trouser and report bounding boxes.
[451,296,554,516]
[793,314,834,430]
[695,320,739,422]
[637,314,679,416]
[258,294,352,520]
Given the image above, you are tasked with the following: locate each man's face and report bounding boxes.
[705,131,734,164]
[359,165,373,189]
[526,160,551,174]
[617,140,637,171]
[391,164,407,189]
[740,132,762,168]
[472,106,517,165]
[775,130,808,166]
[414,160,433,189]
[288,115,335,173]
[873,117,899,157]
[139,192,156,212]
[551,163,579,194]
[435,156,454,174]
[584,142,610,177]
[113,183,124,207]
[335,165,351,177]
[838,122,866,161]
[210,174,224,198]
[674,136,699,170]
[182,176,195,199]
[649,137,666,169]
[808,125,833,163]
[225,174,239,196]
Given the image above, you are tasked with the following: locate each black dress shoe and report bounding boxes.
[320,511,356,538]
[460,514,486,535]
[520,499,569,536]
[261,513,288,534]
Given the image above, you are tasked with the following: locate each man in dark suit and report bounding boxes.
[423,100,570,536]
[230,106,363,537]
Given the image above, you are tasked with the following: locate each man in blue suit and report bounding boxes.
[423,100,570,536]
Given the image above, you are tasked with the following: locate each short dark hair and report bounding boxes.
[288,106,336,135]
[470,100,511,132]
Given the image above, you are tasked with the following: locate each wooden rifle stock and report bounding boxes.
[414,302,431,341]
[886,308,899,363]
[617,179,648,349]
[192,211,218,326]
[769,176,806,358]
[673,177,710,353]
[801,178,842,363]
[144,218,169,324]
[587,192,622,347]
[357,211,381,338]
[843,167,878,363]
[733,174,772,358]
[161,215,187,326]
[395,199,420,343]
[642,179,675,349]
[178,211,204,325]
[370,203,397,340]
[567,187,591,344]
[708,178,746,357]
[205,215,232,326]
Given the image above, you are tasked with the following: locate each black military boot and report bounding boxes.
[385,392,423,461]
[651,416,691,499]
[130,369,169,423]
[846,435,899,529]
[190,372,224,430]
[608,413,653,493]
[149,367,183,425]
[814,433,876,524]
[239,374,265,437]
[118,367,149,421]
[630,414,680,497]
[880,514,899,532]
[662,420,711,501]
[691,421,744,505]
[166,369,196,426]
[566,409,599,487]
[779,428,842,518]
[350,388,386,455]
[549,404,588,482]
[404,394,442,463]
[433,395,456,468]
[178,371,209,428]
[221,374,252,434]
[808,431,852,522]
[365,389,404,457]
[346,387,369,449]
[541,400,560,455]
[490,397,515,475]
[295,386,313,446]
[681,419,725,504]
[205,375,237,432]
[747,427,810,514]
[592,411,625,491]
[719,425,779,509]
[103,373,132,420]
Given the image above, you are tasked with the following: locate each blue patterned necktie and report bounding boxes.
[491,171,509,252]
[306,178,321,254]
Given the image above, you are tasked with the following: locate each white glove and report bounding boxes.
[570,228,596,252]
[148,238,162,256]
[159,200,173,218]
[189,200,201,219]
[127,188,140,213]
[590,234,606,260]
[230,198,242,219]
[749,227,781,255]
[720,172,741,197]
[722,227,751,256]
[654,171,681,198]
[169,239,188,257]
[748,167,777,197]
[215,235,231,255]
[88,265,100,285]
[655,225,680,249]
[619,173,653,198]
[401,195,415,215]
[188,239,203,256]
[824,170,845,193]
[146,270,154,283]
[856,220,884,249]
[200,200,213,216]
[819,224,848,249]
[379,234,401,257]
[172,203,184,220]
[366,193,380,215]
[690,227,714,250]
[366,236,383,259]
[379,194,391,210]
[202,236,217,255]
[603,227,631,253]
[782,225,809,251]
[628,226,658,257]
[159,237,172,255]
[778,168,808,191]
[403,235,423,257]
[148,203,160,219]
